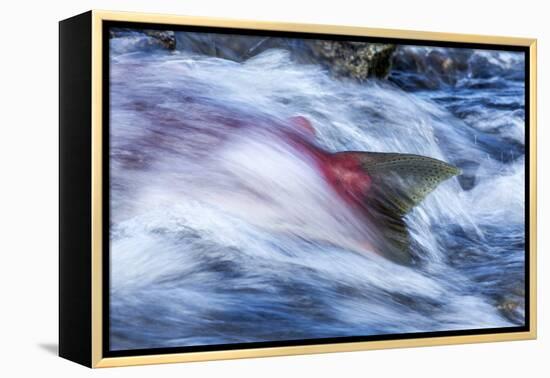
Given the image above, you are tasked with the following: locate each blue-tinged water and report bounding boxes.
[108,37,525,350]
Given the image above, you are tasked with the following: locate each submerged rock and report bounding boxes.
[390,46,525,90]
[497,297,524,324]
[175,32,286,61]
[390,47,469,89]
[495,281,525,325]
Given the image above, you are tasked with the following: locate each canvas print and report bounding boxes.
[107,26,526,352]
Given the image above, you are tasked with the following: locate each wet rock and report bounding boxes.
[110,28,176,50]
[496,280,525,325]
[111,29,397,81]
[497,298,524,324]
[303,40,396,80]
[143,30,176,50]
[174,32,396,81]
[498,300,518,312]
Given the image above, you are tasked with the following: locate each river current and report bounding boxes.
[108,33,526,350]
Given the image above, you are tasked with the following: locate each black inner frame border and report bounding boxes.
[102,20,531,359]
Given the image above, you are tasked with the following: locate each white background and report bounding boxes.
[0,0,547,376]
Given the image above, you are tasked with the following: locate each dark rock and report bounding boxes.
[110,28,176,50]
[143,30,176,50]
[495,279,526,325]
[497,297,525,324]
[303,40,396,80]
[174,32,396,81]
[111,29,396,81]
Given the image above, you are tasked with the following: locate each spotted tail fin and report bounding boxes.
[333,151,461,264]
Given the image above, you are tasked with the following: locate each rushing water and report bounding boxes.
[108,34,525,351]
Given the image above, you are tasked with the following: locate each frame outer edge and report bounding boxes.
[89,9,538,368]
[59,11,94,367]
[91,9,535,45]
[91,10,104,368]
[529,39,537,339]
[94,332,534,368]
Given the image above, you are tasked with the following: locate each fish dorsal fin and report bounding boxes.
[331,151,460,265]
[288,116,316,137]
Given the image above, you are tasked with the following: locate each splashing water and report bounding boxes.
[108,39,525,350]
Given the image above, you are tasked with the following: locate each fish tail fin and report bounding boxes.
[332,151,461,264]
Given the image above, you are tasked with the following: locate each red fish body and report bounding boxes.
[282,116,373,208]
[132,102,459,265]
[277,115,460,265]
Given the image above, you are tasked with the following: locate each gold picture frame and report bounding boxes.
[59,10,537,368]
